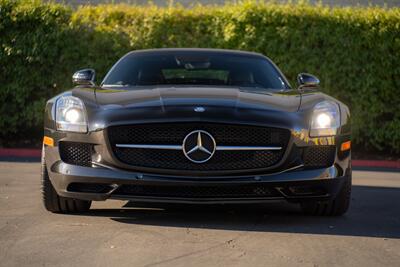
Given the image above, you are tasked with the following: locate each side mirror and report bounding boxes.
[72,69,96,86]
[297,73,319,89]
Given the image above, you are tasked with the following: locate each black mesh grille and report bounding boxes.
[303,146,336,168]
[108,123,289,146]
[67,183,113,193]
[114,149,282,171]
[59,142,92,167]
[114,184,281,199]
[108,123,290,173]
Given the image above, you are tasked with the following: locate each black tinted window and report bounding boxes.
[103,52,288,90]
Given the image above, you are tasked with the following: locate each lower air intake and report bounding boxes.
[113,184,282,199]
[59,142,92,167]
[303,146,336,168]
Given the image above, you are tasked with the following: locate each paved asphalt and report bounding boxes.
[0,162,399,267]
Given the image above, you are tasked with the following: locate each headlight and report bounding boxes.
[310,101,340,137]
[56,96,87,133]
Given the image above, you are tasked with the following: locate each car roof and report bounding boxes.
[125,48,266,59]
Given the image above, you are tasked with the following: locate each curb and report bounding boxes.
[0,148,399,170]
[0,148,41,158]
[352,159,400,169]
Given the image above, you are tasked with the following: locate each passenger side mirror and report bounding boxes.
[297,73,319,89]
[72,69,96,86]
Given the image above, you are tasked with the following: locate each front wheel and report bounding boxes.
[41,146,91,213]
[301,176,351,216]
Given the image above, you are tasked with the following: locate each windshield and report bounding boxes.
[102,52,289,90]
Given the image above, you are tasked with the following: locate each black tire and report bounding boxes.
[301,175,351,216]
[41,147,91,213]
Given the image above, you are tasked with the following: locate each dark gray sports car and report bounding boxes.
[42,48,351,216]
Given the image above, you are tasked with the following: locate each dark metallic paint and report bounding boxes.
[43,49,351,204]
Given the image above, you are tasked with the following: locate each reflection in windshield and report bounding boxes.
[103,52,289,90]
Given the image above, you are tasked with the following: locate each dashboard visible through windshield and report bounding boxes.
[102,52,289,90]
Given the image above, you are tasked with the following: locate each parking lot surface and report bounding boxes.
[0,162,399,267]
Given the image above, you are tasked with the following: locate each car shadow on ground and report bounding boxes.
[84,185,400,239]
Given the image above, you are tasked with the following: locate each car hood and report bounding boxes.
[73,86,303,130]
[95,86,300,110]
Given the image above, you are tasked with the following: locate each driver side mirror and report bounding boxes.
[72,69,96,86]
[297,73,319,89]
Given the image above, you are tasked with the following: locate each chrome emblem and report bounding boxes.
[194,106,205,113]
[182,130,216,163]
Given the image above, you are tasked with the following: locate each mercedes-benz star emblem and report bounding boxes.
[194,107,205,113]
[182,130,216,163]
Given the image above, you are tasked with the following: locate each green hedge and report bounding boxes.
[1,0,399,153]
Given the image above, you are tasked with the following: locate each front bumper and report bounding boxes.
[44,118,352,204]
[47,159,350,204]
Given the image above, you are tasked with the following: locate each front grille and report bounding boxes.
[114,149,282,171]
[108,123,289,146]
[303,146,336,168]
[108,123,290,174]
[113,184,281,199]
[59,142,92,167]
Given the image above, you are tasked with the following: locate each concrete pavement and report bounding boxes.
[0,162,399,267]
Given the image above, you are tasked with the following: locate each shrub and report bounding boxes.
[0,0,399,153]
